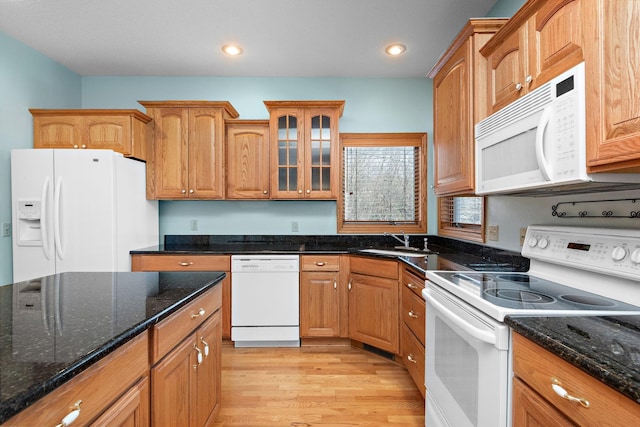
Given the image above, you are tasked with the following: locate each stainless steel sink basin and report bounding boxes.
[358,248,430,257]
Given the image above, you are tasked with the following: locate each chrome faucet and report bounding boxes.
[384,231,410,247]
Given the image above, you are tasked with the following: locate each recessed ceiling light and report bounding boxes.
[222,44,243,56]
[385,43,407,56]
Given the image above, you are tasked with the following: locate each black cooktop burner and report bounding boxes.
[485,288,555,303]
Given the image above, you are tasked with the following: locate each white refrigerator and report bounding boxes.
[11,149,159,282]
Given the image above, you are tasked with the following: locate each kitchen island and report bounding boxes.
[0,270,225,426]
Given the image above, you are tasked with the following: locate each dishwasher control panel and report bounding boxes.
[231,255,300,272]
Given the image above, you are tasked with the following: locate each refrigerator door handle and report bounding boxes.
[40,177,51,260]
[54,176,65,260]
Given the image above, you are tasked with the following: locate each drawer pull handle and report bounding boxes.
[55,400,82,427]
[315,262,326,266]
[408,310,418,319]
[407,354,417,364]
[348,279,352,291]
[179,261,193,267]
[191,308,206,319]
[194,344,203,365]
[551,378,590,408]
[201,338,209,357]
[334,279,337,291]
[406,283,418,289]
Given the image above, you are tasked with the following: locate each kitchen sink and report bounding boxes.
[358,248,431,257]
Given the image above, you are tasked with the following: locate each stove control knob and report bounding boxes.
[611,246,628,262]
[630,249,640,265]
[528,237,538,248]
[538,238,549,249]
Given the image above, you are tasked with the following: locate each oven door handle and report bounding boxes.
[424,290,497,345]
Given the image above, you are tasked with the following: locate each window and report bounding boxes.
[338,133,427,234]
[438,196,485,242]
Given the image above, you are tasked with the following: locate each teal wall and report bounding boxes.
[0,32,81,285]
[81,76,433,238]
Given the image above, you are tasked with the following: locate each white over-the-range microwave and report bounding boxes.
[475,62,640,195]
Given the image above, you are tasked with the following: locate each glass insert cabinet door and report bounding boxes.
[266,101,344,199]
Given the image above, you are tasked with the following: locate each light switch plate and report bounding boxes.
[1,223,10,237]
[520,227,527,246]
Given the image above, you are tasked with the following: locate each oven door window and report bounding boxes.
[425,286,510,427]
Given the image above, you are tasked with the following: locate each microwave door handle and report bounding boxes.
[535,106,553,181]
[424,289,496,345]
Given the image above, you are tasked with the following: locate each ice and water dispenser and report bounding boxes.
[16,200,43,246]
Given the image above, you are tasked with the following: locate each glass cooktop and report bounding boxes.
[427,271,640,321]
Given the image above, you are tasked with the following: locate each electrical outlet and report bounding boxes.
[190,220,198,231]
[291,221,299,232]
[487,225,499,241]
[1,223,10,237]
[520,227,527,246]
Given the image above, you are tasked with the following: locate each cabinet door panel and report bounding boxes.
[488,28,526,113]
[271,110,304,198]
[512,378,574,427]
[348,273,399,353]
[154,108,189,198]
[300,271,340,337]
[194,311,222,427]
[226,123,270,198]
[151,335,195,426]
[33,116,81,149]
[530,0,583,91]
[90,376,149,427]
[84,115,130,152]
[189,108,224,198]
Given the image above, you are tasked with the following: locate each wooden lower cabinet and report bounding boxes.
[348,256,400,354]
[400,266,426,397]
[512,332,640,427]
[131,254,232,339]
[152,310,222,427]
[299,255,349,338]
[2,333,149,427]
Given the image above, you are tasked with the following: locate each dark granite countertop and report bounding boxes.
[131,234,529,275]
[506,315,640,404]
[0,271,225,423]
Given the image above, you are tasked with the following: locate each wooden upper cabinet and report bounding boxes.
[482,0,584,114]
[585,0,640,172]
[264,100,344,199]
[30,109,152,161]
[139,101,239,200]
[225,120,271,199]
[428,19,506,195]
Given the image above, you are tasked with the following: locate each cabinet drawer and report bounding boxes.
[402,267,425,299]
[513,333,640,426]
[401,323,425,398]
[151,285,222,363]
[350,255,398,279]
[301,255,340,271]
[402,284,425,344]
[132,254,230,271]
[3,332,148,427]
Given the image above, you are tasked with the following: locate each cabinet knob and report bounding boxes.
[55,400,82,427]
[407,354,417,364]
[406,282,418,289]
[181,189,187,194]
[189,189,194,194]
[408,310,419,319]
[525,75,533,84]
[515,82,523,91]
[298,190,303,194]
[315,262,326,266]
[73,144,79,149]
[263,190,268,194]
[81,144,87,149]
[348,279,352,291]
[179,261,193,267]
[306,189,311,194]
[334,279,337,291]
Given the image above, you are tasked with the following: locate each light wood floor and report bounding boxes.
[213,342,425,426]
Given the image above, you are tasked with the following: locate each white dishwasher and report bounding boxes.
[231,254,300,347]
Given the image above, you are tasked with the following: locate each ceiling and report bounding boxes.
[0,0,498,78]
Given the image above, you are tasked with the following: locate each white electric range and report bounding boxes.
[422,225,640,427]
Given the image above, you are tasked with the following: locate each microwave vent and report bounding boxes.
[476,84,552,139]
